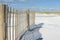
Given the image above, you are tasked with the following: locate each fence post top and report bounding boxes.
[0,4,7,6]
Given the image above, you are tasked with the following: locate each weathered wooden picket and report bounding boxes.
[0,4,35,40]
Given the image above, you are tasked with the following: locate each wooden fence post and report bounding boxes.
[0,4,7,40]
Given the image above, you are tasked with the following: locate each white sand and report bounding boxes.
[35,14,60,40]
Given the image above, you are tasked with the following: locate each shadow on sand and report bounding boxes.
[19,23,44,40]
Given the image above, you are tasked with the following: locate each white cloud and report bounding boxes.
[0,0,14,2]
[28,7,60,12]
[0,0,27,2]
[19,0,28,2]
[11,4,17,6]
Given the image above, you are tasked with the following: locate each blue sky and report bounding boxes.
[0,0,60,12]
